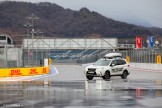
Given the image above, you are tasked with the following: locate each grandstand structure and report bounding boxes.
[22,38,118,64]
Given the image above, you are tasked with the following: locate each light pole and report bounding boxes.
[26,13,39,50]
[35,29,43,66]
[26,13,39,66]
[24,21,33,66]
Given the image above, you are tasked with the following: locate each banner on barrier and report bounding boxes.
[0,66,49,77]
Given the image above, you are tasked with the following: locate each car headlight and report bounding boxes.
[85,67,88,72]
[97,68,102,72]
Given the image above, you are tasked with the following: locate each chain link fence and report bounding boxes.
[22,49,50,67]
[65,48,162,64]
[0,45,49,68]
[62,48,162,64]
[0,46,22,68]
[119,48,162,63]
[1,46,162,68]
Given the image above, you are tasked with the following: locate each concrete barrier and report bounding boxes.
[130,63,162,72]
[0,66,50,77]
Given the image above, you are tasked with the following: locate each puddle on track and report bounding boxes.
[0,79,162,108]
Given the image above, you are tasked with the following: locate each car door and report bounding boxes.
[116,60,125,74]
[110,60,119,75]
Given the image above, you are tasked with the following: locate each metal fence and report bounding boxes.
[119,48,162,63]
[0,45,49,68]
[0,46,22,68]
[1,46,162,68]
[22,49,50,67]
[60,48,162,64]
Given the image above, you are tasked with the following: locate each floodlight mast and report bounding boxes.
[24,21,33,66]
[25,13,39,66]
[26,13,39,50]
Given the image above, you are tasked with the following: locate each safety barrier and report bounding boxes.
[129,63,162,72]
[0,66,49,77]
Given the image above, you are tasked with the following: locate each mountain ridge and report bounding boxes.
[0,1,161,41]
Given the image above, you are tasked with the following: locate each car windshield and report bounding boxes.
[94,59,111,66]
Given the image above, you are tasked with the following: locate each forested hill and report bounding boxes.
[0,1,162,39]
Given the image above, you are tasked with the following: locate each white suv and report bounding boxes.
[84,53,130,80]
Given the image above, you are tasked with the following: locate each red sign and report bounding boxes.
[136,36,142,49]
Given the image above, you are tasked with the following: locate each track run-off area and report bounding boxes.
[0,65,162,108]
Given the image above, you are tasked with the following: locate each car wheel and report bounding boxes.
[121,70,128,79]
[102,71,110,80]
[86,75,93,80]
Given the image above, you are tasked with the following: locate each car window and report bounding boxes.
[121,59,126,64]
[94,59,111,66]
[117,59,126,65]
[111,60,118,66]
[117,60,122,65]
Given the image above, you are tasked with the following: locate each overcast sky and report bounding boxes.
[1,0,162,28]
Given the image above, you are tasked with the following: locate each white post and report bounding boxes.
[44,58,48,66]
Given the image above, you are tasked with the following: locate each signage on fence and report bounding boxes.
[126,56,130,62]
[149,36,154,48]
[136,36,142,49]
[156,55,161,64]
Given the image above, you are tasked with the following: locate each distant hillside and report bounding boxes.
[0,1,162,41]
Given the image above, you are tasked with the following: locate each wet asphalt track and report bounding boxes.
[1,65,162,108]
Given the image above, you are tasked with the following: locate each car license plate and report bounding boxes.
[88,71,94,73]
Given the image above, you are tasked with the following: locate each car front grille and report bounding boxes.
[88,68,96,71]
[87,71,97,75]
[87,68,97,75]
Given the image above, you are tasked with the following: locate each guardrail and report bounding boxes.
[129,63,162,72]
